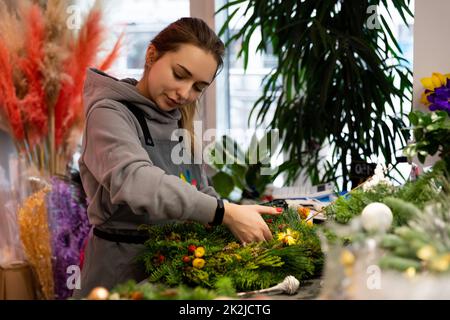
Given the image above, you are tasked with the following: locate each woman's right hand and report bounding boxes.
[222,202,282,244]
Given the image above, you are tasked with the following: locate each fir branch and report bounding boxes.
[110,280,221,300]
[138,208,322,292]
[383,197,421,227]
[148,264,173,282]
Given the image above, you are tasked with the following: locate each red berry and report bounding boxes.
[131,291,144,300]
[266,218,273,223]
[188,244,197,254]
[158,255,165,263]
[278,224,287,230]
[182,256,191,263]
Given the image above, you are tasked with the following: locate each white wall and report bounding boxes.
[413,0,450,110]
[413,0,450,167]
[190,0,217,136]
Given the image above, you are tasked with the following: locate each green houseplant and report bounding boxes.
[209,134,280,201]
[217,0,413,190]
[403,72,450,173]
[404,110,450,172]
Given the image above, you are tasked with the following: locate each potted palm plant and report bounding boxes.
[218,0,413,190]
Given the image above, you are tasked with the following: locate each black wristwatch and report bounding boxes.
[209,198,225,226]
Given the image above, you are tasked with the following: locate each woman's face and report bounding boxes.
[141,43,218,111]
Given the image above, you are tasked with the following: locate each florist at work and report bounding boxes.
[3,0,450,303]
[71,17,282,298]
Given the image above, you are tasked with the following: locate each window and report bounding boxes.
[214,0,283,187]
[218,26,278,147]
[76,0,190,78]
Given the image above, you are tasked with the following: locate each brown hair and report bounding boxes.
[144,17,225,153]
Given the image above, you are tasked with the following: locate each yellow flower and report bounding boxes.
[194,246,205,258]
[277,228,299,246]
[420,92,432,106]
[421,72,450,90]
[302,219,314,227]
[192,258,205,269]
[297,207,310,219]
[417,245,437,261]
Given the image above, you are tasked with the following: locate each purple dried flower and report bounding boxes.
[46,177,91,300]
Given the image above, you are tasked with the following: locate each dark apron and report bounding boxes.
[72,101,206,298]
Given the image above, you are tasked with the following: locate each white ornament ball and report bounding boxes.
[87,287,110,300]
[360,202,393,233]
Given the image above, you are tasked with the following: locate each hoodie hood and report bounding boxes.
[83,68,181,124]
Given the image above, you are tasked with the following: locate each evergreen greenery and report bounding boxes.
[324,160,450,274]
[379,190,450,273]
[325,161,448,225]
[137,208,323,292]
[111,279,229,300]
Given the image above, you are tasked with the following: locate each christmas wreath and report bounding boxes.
[137,207,323,292]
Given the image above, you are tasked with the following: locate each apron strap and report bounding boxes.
[119,100,154,147]
[93,227,148,244]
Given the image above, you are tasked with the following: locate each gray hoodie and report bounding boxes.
[79,68,219,230]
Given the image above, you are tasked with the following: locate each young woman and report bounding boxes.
[72,17,281,298]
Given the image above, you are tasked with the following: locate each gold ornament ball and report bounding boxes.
[430,256,450,272]
[340,249,355,267]
[404,267,416,278]
[108,293,121,300]
[88,287,110,300]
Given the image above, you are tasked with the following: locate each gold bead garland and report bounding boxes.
[17,186,54,300]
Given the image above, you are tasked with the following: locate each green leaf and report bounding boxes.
[229,164,247,190]
[418,114,432,126]
[408,111,419,126]
[211,172,235,198]
[418,153,427,164]
[217,7,240,37]
[403,144,416,158]
[426,123,444,132]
